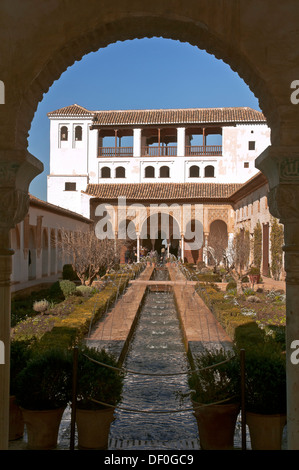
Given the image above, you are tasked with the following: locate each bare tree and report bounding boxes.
[57,228,123,286]
[207,226,228,268]
[226,229,250,294]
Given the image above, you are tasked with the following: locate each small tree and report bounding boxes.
[227,229,250,294]
[253,221,262,271]
[57,228,123,286]
[207,228,228,268]
[270,217,284,280]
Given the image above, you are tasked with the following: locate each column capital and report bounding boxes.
[0,151,43,231]
[256,145,299,223]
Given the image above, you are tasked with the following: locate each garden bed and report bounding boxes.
[11,263,144,350]
[180,264,286,350]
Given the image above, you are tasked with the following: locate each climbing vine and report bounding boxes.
[270,217,284,280]
[253,221,262,270]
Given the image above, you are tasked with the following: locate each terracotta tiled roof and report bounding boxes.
[48,104,266,125]
[84,183,243,201]
[47,104,94,118]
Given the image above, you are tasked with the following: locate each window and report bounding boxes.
[204,165,215,178]
[115,166,126,178]
[75,125,82,141]
[189,165,200,178]
[60,126,68,141]
[65,182,76,191]
[244,162,249,168]
[145,166,155,178]
[248,141,255,150]
[159,166,170,178]
[101,167,111,178]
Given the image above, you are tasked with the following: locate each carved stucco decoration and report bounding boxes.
[0,162,30,230]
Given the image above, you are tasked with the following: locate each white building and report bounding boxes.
[47,104,270,217]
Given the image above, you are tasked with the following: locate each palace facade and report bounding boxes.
[44,104,278,276]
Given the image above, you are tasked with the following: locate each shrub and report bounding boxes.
[76,345,124,410]
[50,280,77,299]
[15,348,72,410]
[226,281,237,291]
[33,299,50,313]
[76,285,94,297]
[62,264,78,281]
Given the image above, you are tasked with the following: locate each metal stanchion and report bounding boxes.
[70,346,78,451]
[240,348,246,450]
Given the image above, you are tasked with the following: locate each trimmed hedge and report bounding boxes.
[195,283,255,340]
[13,264,143,352]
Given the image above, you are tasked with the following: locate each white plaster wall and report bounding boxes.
[47,175,88,213]
[221,124,271,183]
[49,118,92,175]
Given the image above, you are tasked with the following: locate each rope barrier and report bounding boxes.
[88,394,238,414]
[83,353,236,377]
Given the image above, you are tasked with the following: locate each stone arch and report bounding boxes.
[13,10,281,151]
[208,219,228,266]
[140,211,180,255]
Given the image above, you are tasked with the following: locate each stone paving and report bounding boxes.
[8,264,287,450]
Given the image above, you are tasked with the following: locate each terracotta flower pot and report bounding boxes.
[21,407,65,450]
[76,407,115,450]
[9,396,24,441]
[193,401,240,450]
[246,412,286,450]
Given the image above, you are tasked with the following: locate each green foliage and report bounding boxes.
[76,346,124,410]
[243,344,286,414]
[76,285,94,297]
[10,339,35,395]
[15,348,72,410]
[62,264,79,281]
[270,217,284,281]
[226,281,237,291]
[188,348,240,405]
[253,222,262,270]
[50,280,77,299]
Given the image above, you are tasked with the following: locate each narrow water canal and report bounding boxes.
[109,268,199,449]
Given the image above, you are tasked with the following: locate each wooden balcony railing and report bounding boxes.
[98,147,133,157]
[185,145,222,156]
[141,146,177,157]
[98,144,222,157]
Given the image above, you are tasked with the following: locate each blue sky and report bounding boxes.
[28,38,261,201]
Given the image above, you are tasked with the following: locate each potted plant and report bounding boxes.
[9,339,33,441]
[186,347,240,450]
[244,344,286,450]
[15,348,72,450]
[75,345,124,450]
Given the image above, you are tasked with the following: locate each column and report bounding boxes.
[256,145,299,450]
[177,127,186,157]
[133,128,142,157]
[137,233,140,263]
[204,232,209,265]
[0,152,43,449]
[180,234,184,262]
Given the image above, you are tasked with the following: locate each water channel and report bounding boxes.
[109,268,199,450]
